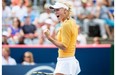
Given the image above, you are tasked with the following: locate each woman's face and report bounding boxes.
[93,38,100,44]
[13,18,19,27]
[54,8,66,21]
[2,48,9,57]
[24,53,31,62]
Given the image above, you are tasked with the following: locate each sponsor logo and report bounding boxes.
[25,66,54,75]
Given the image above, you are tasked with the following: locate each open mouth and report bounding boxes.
[56,15,60,18]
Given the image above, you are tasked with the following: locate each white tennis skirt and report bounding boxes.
[54,56,81,75]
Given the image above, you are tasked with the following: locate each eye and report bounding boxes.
[54,9,60,12]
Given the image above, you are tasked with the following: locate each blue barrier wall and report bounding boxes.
[2,47,112,75]
[10,48,58,63]
[3,64,56,75]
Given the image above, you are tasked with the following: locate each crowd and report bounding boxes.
[2,0,114,66]
[1,37,103,65]
[2,46,35,65]
[2,0,114,45]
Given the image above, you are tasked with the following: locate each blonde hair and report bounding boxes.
[24,51,34,63]
[2,46,10,54]
[57,0,73,17]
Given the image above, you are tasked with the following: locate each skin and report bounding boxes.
[93,37,101,44]
[2,47,10,63]
[8,18,20,36]
[24,52,31,63]
[44,8,70,75]
[44,8,69,50]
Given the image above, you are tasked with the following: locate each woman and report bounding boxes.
[7,17,23,44]
[93,37,101,45]
[22,51,35,65]
[44,1,81,75]
[8,17,21,36]
[2,46,17,65]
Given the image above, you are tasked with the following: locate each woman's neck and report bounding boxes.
[4,56,9,60]
[62,16,70,22]
[13,25,18,28]
[61,12,70,22]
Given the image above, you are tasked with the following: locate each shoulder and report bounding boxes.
[50,13,56,16]
[31,62,35,65]
[64,18,76,25]
[62,18,76,29]
[5,6,11,10]
[40,13,47,16]
[31,24,36,28]
[9,57,16,62]
[22,61,26,64]
[63,18,73,24]
[2,56,5,60]
[22,25,27,28]
[102,6,108,11]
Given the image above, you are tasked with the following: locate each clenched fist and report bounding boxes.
[44,29,50,38]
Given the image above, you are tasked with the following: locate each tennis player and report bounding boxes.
[44,1,81,75]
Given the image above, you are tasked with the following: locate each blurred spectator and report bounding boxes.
[2,0,114,45]
[22,51,35,65]
[36,23,45,45]
[7,17,23,44]
[55,22,61,30]
[3,0,11,6]
[2,31,9,45]
[102,0,112,7]
[2,46,17,65]
[21,16,39,45]
[2,1,12,31]
[24,0,32,6]
[79,1,107,39]
[77,26,87,45]
[38,3,58,26]
[68,0,82,20]
[41,19,55,45]
[11,0,27,21]
[10,0,32,7]
[96,0,114,39]
[92,37,101,45]
[54,22,61,38]
[10,0,19,7]
[22,4,39,25]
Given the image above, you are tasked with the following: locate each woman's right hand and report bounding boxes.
[44,29,50,39]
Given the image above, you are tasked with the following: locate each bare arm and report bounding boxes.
[44,29,66,50]
[7,28,12,37]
